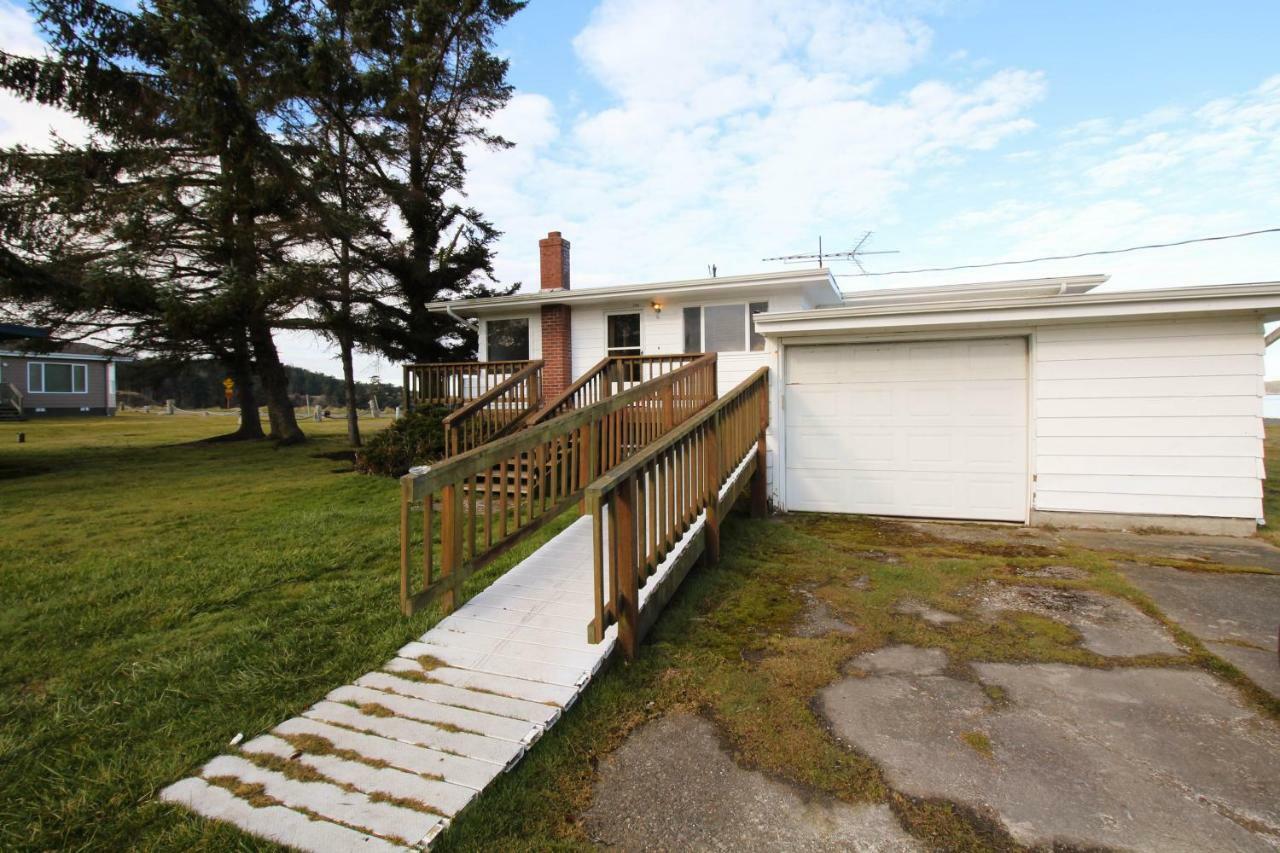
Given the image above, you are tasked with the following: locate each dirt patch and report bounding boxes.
[902,521,1056,548]
[820,647,1280,851]
[851,550,902,564]
[969,581,1181,658]
[791,587,857,638]
[893,599,962,626]
[1012,564,1088,580]
[960,542,1063,559]
[584,713,921,851]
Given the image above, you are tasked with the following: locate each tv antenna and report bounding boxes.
[762,232,898,273]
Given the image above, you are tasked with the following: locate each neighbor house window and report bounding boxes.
[682,302,769,353]
[28,362,88,393]
[486,318,529,361]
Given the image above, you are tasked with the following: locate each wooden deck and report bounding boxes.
[160,498,722,850]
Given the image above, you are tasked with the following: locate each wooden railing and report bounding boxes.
[399,353,718,617]
[441,361,543,457]
[0,382,21,415]
[402,360,534,411]
[584,367,769,658]
[528,354,703,425]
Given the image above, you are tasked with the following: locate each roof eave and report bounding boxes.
[426,268,836,316]
[754,281,1280,337]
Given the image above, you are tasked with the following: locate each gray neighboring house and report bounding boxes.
[0,333,132,418]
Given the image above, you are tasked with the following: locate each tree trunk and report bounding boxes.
[233,366,264,439]
[340,330,361,446]
[250,319,305,444]
[226,335,264,440]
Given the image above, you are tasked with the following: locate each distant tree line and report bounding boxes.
[0,0,523,446]
[118,357,399,411]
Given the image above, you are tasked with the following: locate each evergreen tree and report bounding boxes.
[0,0,311,442]
[318,0,523,363]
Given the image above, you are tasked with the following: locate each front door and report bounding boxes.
[607,312,642,384]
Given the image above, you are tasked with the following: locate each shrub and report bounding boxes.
[355,405,451,477]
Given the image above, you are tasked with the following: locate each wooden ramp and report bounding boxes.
[160,510,711,851]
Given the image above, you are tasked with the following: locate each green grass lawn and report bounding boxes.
[0,413,573,851]
[3,415,1276,851]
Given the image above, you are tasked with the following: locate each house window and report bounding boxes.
[28,362,87,394]
[683,307,701,352]
[486,318,529,361]
[749,301,768,351]
[704,304,745,352]
[606,312,641,356]
[682,302,769,353]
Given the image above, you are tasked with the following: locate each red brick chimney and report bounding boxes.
[538,231,573,403]
[539,231,570,291]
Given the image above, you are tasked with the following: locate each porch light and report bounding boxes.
[651,299,663,317]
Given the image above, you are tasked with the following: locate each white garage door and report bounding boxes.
[784,338,1029,521]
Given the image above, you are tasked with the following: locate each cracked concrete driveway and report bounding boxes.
[1117,561,1280,699]
[584,714,920,852]
[820,645,1280,851]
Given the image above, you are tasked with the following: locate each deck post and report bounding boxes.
[703,426,721,566]
[615,475,640,660]
[750,432,768,518]
[399,479,412,614]
[440,483,463,613]
[402,364,411,414]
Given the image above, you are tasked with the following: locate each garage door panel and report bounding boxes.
[785,385,848,426]
[966,339,1029,379]
[785,339,1028,521]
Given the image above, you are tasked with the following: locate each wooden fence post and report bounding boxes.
[615,475,640,660]
[440,483,463,614]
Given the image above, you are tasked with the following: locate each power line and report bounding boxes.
[834,226,1280,277]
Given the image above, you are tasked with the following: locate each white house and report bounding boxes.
[433,231,1280,536]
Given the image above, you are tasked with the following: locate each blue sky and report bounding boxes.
[3,0,1279,377]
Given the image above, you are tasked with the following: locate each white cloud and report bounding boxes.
[0,1,90,148]
[468,0,1044,291]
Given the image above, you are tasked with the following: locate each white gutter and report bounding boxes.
[445,303,478,328]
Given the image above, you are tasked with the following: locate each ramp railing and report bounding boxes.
[399,353,718,616]
[441,360,543,456]
[584,367,769,658]
[528,354,702,425]
[402,360,533,411]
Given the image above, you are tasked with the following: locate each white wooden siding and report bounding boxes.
[568,287,810,492]
[1032,316,1265,520]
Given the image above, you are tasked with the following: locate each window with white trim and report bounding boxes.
[681,301,769,353]
[485,318,530,361]
[606,312,641,356]
[28,361,88,393]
